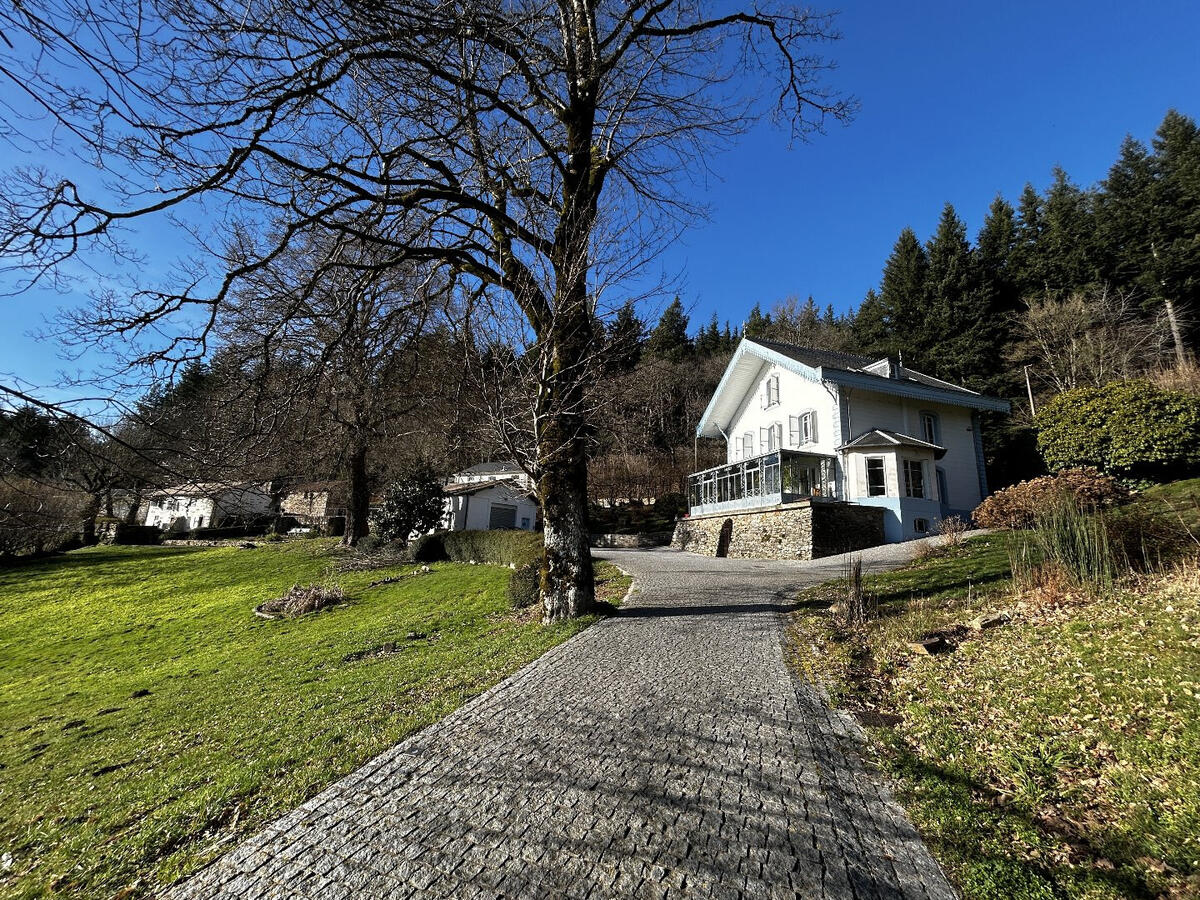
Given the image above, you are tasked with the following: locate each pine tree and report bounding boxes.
[852,288,890,356]
[645,296,692,360]
[877,227,930,357]
[923,203,990,385]
[1011,182,1046,300]
[1149,109,1200,356]
[744,302,772,339]
[1039,166,1102,295]
[606,300,644,370]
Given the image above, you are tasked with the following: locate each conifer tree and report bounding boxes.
[645,297,692,360]
[606,300,645,371]
[877,227,930,357]
[923,203,989,385]
[1011,183,1046,299]
[851,288,890,356]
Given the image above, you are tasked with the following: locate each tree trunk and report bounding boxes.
[343,444,370,546]
[1164,296,1188,366]
[539,433,595,623]
[123,485,143,525]
[81,493,102,545]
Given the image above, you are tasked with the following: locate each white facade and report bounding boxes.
[694,339,1009,543]
[145,483,275,531]
[443,480,538,532]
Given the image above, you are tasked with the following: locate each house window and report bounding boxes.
[914,517,930,534]
[936,468,949,506]
[789,411,817,446]
[920,411,939,444]
[904,459,927,498]
[761,374,780,408]
[196,516,205,528]
[760,422,782,452]
[866,458,886,497]
[743,431,754,458]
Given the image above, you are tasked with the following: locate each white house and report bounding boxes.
[690,339,1009,543]
[144,482,275,532]
[450,460,535,491]
[442,478,539,532]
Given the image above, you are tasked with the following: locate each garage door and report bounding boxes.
[488,503,517,530]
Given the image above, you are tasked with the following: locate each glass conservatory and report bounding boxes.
[686,450,838,517]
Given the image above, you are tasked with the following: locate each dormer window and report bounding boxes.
[761,374,780,408]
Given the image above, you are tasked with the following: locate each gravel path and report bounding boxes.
[166,541,960,899]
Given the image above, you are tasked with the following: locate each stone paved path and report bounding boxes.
[167,543,959,899]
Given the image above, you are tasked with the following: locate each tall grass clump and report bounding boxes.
[1011,491,1116,592]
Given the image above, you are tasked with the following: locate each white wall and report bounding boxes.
[145,496,216,531]
[842,389,983,514]
[444,483,538,532]
[725,364,839,462]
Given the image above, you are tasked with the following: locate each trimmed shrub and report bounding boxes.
[111,524,162,545]
[973,468,1130,529]
[410,532,446,562]
[1036,381,1200,483]
[508,562,541,610]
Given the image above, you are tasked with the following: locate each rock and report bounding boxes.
[969,608,1013,630]
[238,541,257,549]
[469,559,477,565]
[406,631,426,641]
[421,565,430,573]
[910,634,951,655]
[130,689,151,699]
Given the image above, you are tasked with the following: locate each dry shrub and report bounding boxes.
[935,515,969,547]
[1149,358,1200,396]
[256,582,346,618]
[973,468,1130,529]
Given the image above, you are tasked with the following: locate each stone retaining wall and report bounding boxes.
[590,532,674,548]
[671,502,885,561]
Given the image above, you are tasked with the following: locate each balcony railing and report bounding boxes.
[686,450,837,517]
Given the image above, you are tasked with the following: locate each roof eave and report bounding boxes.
[825,370,1011,412]
[695,338,825,438]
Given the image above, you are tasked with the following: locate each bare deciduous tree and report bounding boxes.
[0,0,852,620]
[1012,286,1171,394]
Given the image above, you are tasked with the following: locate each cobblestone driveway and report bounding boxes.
[168,544,957,899]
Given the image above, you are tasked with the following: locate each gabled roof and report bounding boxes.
[149,481,265,500]
[695,338,1010,438]
[444,478,534,499]
[837,429,948,459]
[459,461,524,476]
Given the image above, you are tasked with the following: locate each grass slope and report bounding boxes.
[0,541,629,899]
[790,525,1200,899]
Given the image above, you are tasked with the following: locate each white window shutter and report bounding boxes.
[789,416,800,447]
[734,436,742,459]
[809,411,818,444]
[760,426,768,450]
[774,422,783,451]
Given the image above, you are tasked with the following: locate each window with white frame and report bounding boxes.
[761,373,780,408]
[734,435,743,460]
[789,411,817,446]
[904,459,927,498]
[743,431,754,458]
[866,457,887,496]
[920,411,939,444]
[759,422,782,452]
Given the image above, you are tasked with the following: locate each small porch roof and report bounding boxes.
[836,429,947,459]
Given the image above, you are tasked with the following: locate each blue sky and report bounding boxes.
[2,0,1199,395]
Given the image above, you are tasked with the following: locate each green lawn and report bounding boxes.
[790,527,1200,899]
[0,541,629,899]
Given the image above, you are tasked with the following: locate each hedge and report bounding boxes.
[1037,381,1200,483]
[412,529,543,568]
[973,468,1130,529]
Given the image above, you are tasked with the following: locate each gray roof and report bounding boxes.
[444,478,533,498]
[836,429,948,459]
[753,339,979,396]
[460,461,525,475]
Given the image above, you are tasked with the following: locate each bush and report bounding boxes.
[973,468,1130,529]
[110,523,162,545]
[508,562,541,610]
[369,471,446,545]
[415,529,543,567]
[654,491,687,520]
[1036,381,1200,483]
